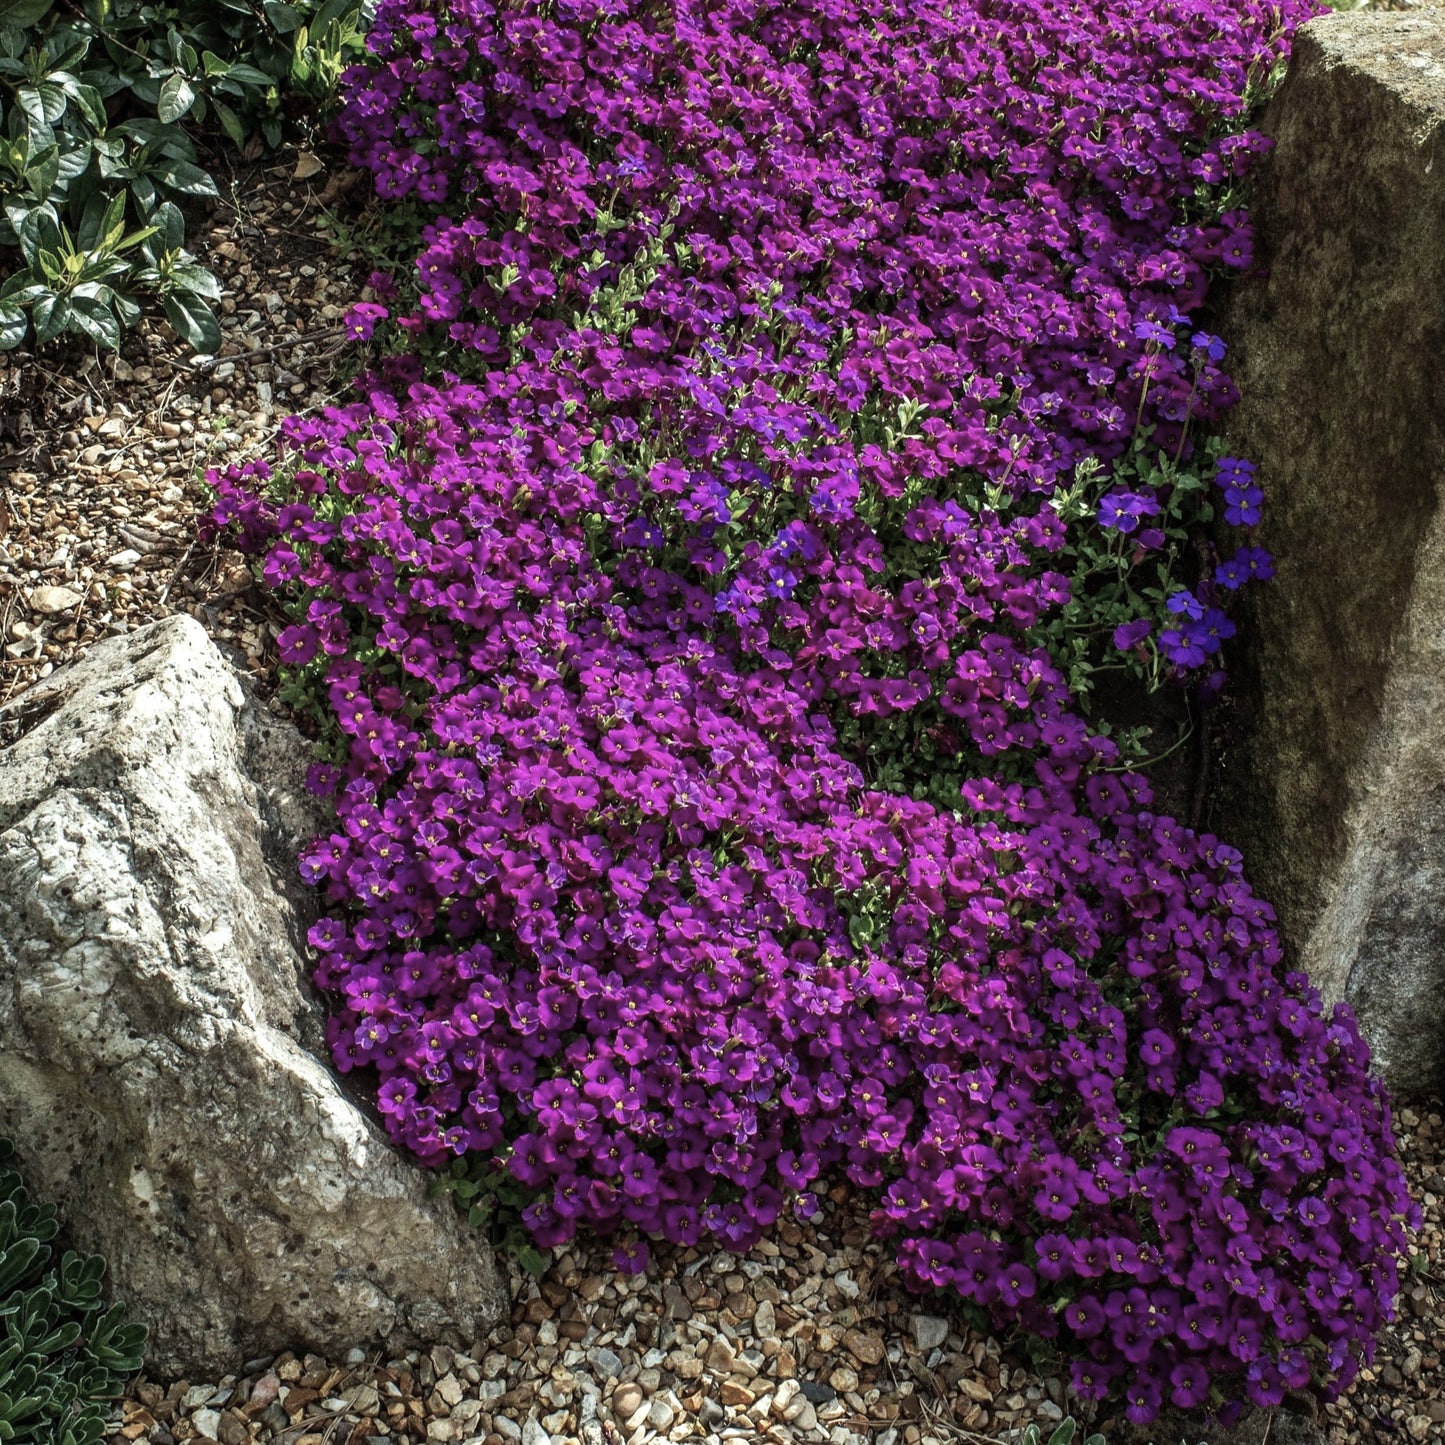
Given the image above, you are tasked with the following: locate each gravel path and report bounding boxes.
[106,1187,1080,1445]
[0,160,1436,1445]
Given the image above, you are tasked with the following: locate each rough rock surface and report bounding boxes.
[1216,10,1445,1097]
[0,615,506,1376]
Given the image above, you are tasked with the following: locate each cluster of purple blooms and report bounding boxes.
[210,0,1418,1425]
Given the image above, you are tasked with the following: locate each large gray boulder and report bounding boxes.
[1216,11,1445,1097]
[0,615,506,1376]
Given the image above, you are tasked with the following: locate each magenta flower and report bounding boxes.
[344,301,389,341]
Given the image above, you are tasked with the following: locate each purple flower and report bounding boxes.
[1134,319,1177,349]
[1113,618,1153,651]
[1191,332,1226,362]
[1216,546,1274,589]
[613,1239,650,1275]
[345,301,390,342]
[1166,590,1205,620]
[1097,489,1161,533]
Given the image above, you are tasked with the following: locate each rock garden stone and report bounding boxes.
[0,615,506,1376]
[1218,9,1445,1096]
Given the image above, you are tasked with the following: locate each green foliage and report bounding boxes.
[1018,1417,1107,1445]
[0,1138,146,1445]
[1030,438,1221,698]
[0,0,370,352]
[429,1154,552,1278]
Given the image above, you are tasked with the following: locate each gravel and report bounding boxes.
[104,1183,1083,1445]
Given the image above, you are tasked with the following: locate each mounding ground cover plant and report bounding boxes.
[210,0,1420,1425]
[0,1139,146,1445]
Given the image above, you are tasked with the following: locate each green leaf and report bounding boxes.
[75,188,110,249]
[47,35,90,71]
[262,0,302,32]
[17,82,67,128]
[220,61,275,86]
[77,63,131,101]
[0,0,56,26]
[34,245,63,282]
[169,261,220,299]
[98,188,126,249]
[67,294,120,349]
[85,1305,146,1374]
[152,158,217,197]
[0,1237,39,1295]
[23,146,60,200]
[23,206,61,262]
[0,278,46,305]
[56,1252,105,1311]
[32,292,68,343]
[58,79,106,131]
[211,98,245,149]
[53,142,90,185]
[514,1245,548,1277]
[156,72,195,124]
[161,289,219,352]
[151,198,183,250]
[112,223,157,253]
[112,289,139,326]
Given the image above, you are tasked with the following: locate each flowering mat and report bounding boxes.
[208,0,1423,1426]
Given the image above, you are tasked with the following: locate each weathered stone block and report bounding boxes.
[1217,12,1445,1095]
[0,616,507,1375]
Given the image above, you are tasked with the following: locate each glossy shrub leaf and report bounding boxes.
[262,0,301,33]
[212,96,245,147]
[0,0,55,26]
[0,0,369,351]
[17,80,66,126]
[151,156,215,195]
[155,70,194,122]
[168,259,219,299]
[67,292,118,347]
[0,290,40,338]
[151,198,183,250]
[32,292,68,341]
[161,287,217,351]
[59,79,107,130]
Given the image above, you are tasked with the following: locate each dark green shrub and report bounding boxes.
[0,0,368,352]
[0,1138,145,1445]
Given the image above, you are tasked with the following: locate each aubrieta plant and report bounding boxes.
[209,0,1419,1427]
